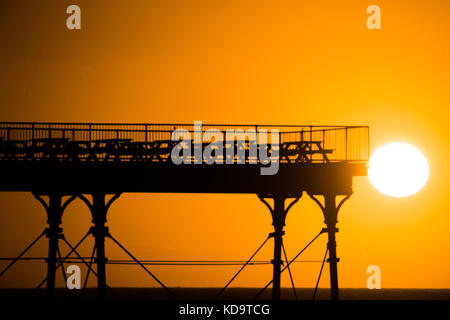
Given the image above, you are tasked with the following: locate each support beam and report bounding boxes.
[308,192,351,300]
[324,195,339,300]
[271,196,284,300]
[78,192,121,297]
[46,195,62,295]
[92,193,108,297]
[33,193,75,295]
[258,193,301,300]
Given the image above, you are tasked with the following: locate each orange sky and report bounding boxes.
[1,0,450,289]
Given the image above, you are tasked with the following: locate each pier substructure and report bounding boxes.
[33,193,76,295]
[308,192,351,300]
[78,192,121,297]
[258,193,301,300]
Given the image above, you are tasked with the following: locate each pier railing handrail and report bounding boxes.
[0,121,368,128]
[0,122,370,162]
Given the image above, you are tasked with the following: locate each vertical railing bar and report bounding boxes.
[322,129,325,163]
[345,127,348,161]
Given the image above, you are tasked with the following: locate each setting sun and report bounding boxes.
[368,143,429,198]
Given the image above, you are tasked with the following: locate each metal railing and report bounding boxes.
[0,122,369,163]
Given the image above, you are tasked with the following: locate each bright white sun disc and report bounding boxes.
[368,143,429,198]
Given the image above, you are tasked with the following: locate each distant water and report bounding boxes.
[1,288,450,300]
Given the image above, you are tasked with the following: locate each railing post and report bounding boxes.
[345,128,348,161]
[145,124,148,143]
[89,124,92,142]
[322,129,325,163]
[367,127,370,161]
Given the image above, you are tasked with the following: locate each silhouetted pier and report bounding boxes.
[0,122,369,300]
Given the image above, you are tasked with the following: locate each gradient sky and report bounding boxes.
[1,0,450,289]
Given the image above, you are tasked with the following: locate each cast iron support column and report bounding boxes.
[271,196,285,301]
[92,193,108,297]
[308,192,351,301]
[33,193,76,295]
[324,195,339,301]
[46,194,62,295]
[78,192,121,298]
[259,193,301,300]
